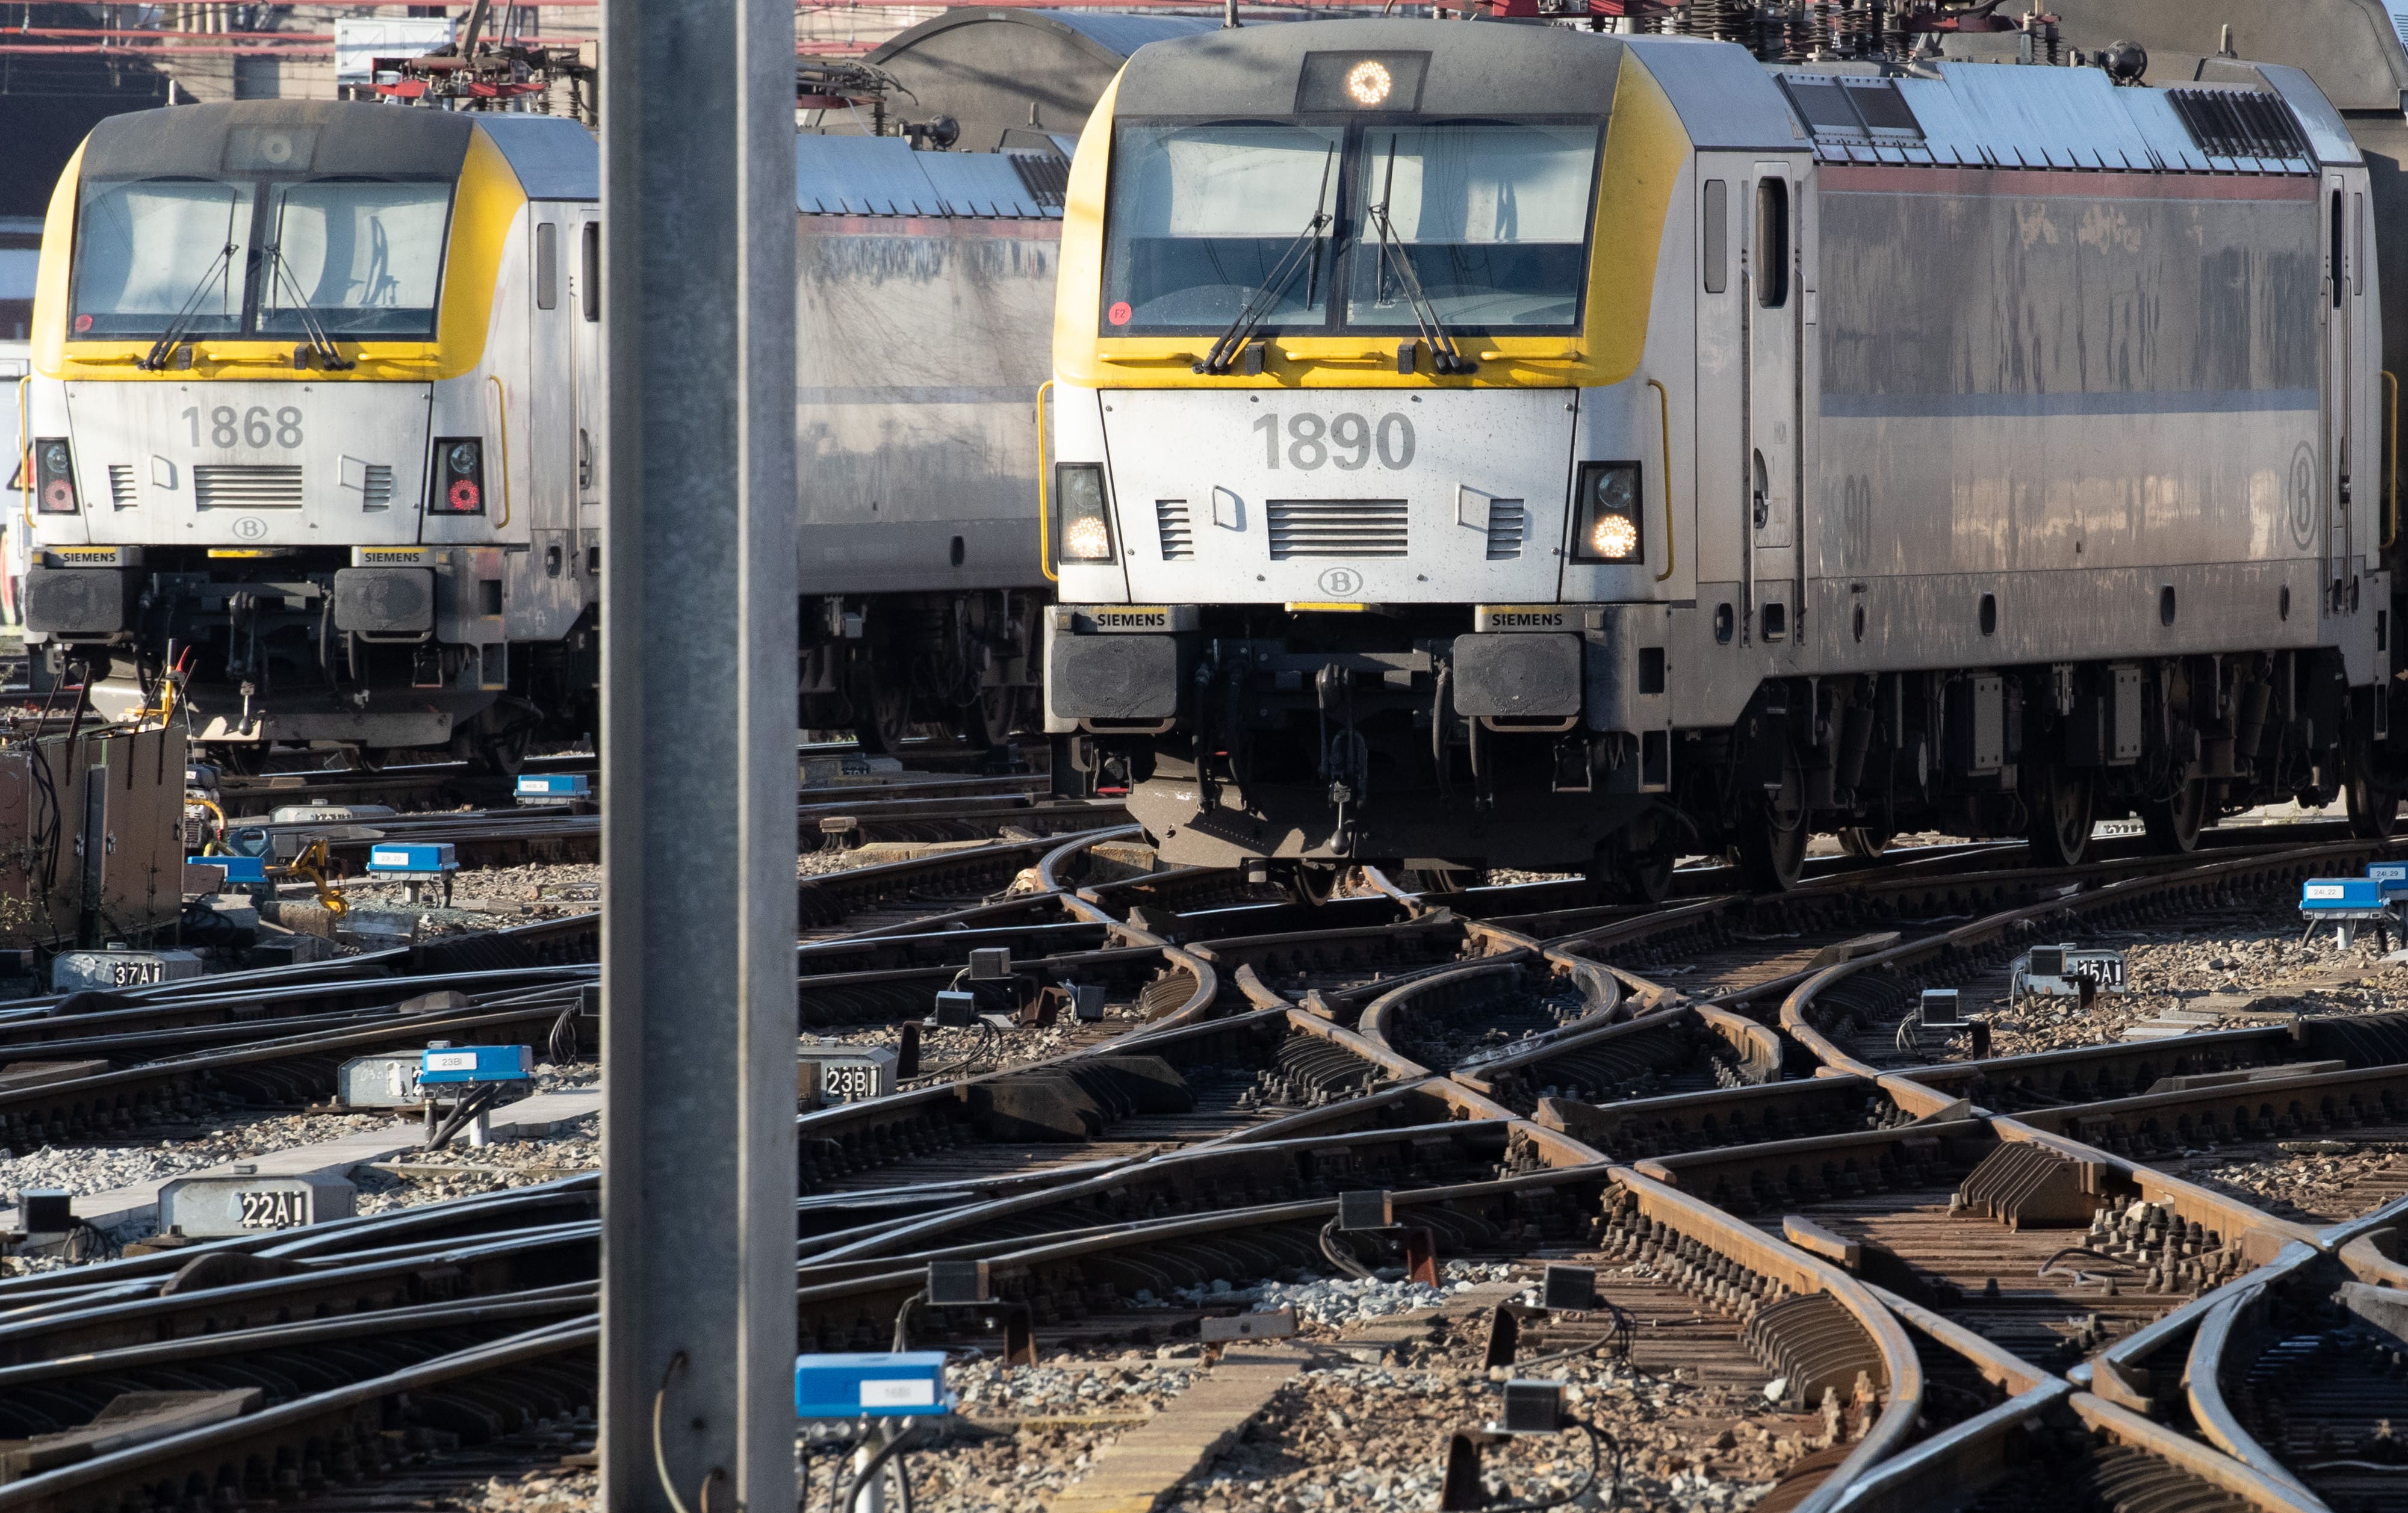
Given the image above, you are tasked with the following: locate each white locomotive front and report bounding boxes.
[1044,22,2396,891]
[20,101,599,770]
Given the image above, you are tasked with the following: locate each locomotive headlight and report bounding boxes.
[1345,60,1393,107]
[429,438,486,516]
[33,439,78,515]
[1571,461,1643,564]
[1055,463,1116,564]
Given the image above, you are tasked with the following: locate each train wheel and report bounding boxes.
[1285,862,1342,906]
[2139,779,2208,854]
[854,678,911,755]
[2024,764,2095,868]
[2345,757,2399,840]
[1835,826,1891,860]
[1399,865,1478,895]
[957,688,1016,749]
[471,726,531,778]
[1731,805,1807,893]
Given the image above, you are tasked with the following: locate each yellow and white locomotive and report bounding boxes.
[1042,20,2396,891]
[19,100,600,769]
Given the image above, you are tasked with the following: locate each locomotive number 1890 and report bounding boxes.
[1251,412,1415,472]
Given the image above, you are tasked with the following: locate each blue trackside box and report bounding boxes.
[794,1352,952,1420]
[515,773,591,804]
[2301,878,2388,912]
[190,855,267,885]
[368,843,458,877]
[2369,863,2408,899]
[418,1045,533,1084]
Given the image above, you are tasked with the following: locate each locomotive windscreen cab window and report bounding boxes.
[1099,117,1600,336]
[1345,122,1598,332]
[1755,178,1789,308]
[1102,123,1344,332]
[70,173,454,340]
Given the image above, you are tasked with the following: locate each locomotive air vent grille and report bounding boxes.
[106,465,135,510]
[1155,500,1194,560]
[1007,152,1071,209]
[361,464,394,511]
[1266,498,1407,560]
[2167,88,2309,164]
[194,465,304,510]
[1485,500,1526,560]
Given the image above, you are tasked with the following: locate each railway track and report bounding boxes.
[0,799,2403,1513]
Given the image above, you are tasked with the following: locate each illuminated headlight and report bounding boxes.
[34,439,78,515]
[429,438,486,515]
[1346,60,1393,106]
[1571,462,1643,564]
[1056,463,1116,564]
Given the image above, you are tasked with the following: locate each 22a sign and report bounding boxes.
[237,1189,308,1229]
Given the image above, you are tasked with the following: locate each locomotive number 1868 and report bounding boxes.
[1251,412,1415,472]
[183,406,306,450]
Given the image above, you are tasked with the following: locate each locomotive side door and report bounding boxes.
[1746,164,1801,644]
[571,210,603,594]
[2323,173,2359,603]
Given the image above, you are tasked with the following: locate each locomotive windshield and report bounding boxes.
[1102,123,1345,331]
[70,173,454,340]
[1101,118,1600,336]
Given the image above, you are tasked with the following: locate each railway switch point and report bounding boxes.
[792,1352,953,1422]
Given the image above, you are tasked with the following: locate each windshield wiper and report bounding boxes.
[138,240,238,372]
[1194,144,1336,376]
[262,242,355,371]
[1364,137,1474,376]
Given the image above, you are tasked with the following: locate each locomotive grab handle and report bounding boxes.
[1646,377,1675,584]
[2385,369,2397,551]
[486,374,514,530]
[1035,379,1057,583]
[13,376,28,534]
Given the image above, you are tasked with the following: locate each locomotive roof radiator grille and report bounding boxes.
[1485,499,1526,561]
[1266,498,1407,560]
[1155,499,1194,560]
[194,465,305,510]
[107,466,135,511]
[2166,88,2309,162]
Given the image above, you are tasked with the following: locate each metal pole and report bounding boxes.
[600,0,798,1508]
